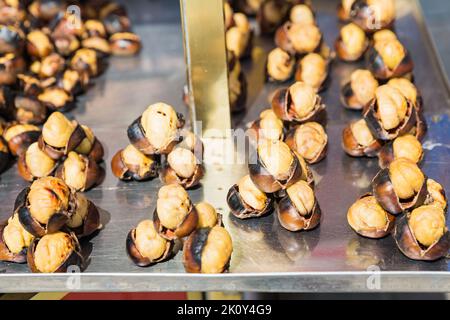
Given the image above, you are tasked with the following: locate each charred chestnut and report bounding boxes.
[294,53,329,92]
[248,109,284,143]
[366,38,413,80]
[248,139,302,193]
[126,219,174,267]
[342,119,383,157]
[0,213,34,263]
[425,179,447,210]
[82,36,111,56]
[272,81,325,123]
[2,123,41,156]
[111,144,159,181]
[340,69,378,110]
[350,0,396,33]
[372,157,427,214]
[335,23,368,62]
[18,142,57,181]
[347,194,395,238]
[393,205,449,261]
[70,48,105,77]
[195,202,222,228]
[266,47,295,82]
[378,134,423,168]
[39,112,85,160]
[16,177,71,237]
[55,151,104,192]
[337,0,356,21]
[363,85,416,140]
[0,53,26,85]
[26,29,53,59]
[153,184,198,240]
[275,22,322,56]
[38,86,74,112]
[227,174,273,219]
[160,146,204,189]
[127,103,184,155]
[109,32,141,56]
[27,231,82,273]
[285,121,327,164]
[183,226,233,273]
[277,180,321,231]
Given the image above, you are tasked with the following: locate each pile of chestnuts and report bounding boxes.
[0,176,102,272]
[17,111,105,191]
[0,0,141,176]
[126,184,233,274]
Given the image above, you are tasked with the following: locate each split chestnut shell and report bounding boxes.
[38,123,86,160]
[365,45,413,80]
[153,204,198,241]
[111,147,159,181]
[342,120,383,157]
[2,123,41,157]
[0,221,27,263]
[160,163,204,190]
[226,184,273,219]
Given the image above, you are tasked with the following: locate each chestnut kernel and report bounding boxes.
[378,134,423,168]
[294,53,329,92]
[0,213,34,263]
[266,48,294,82]
[110,32,141,56]
[335,23,368,62]
[111,144,159,181]
[195,202,222,228]
[18,142,57,181]
[340,69,378,110]
[285,121,327,164]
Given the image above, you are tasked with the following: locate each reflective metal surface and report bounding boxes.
[0,0,448,292]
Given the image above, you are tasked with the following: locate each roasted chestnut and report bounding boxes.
[127,103,184,155]
[366,38,413,80]
[28,0,64,22]
[65,192,101,238]
[277,180,321,231]
[227,174,273,219]
[26,29,53,58]
[266,47,295,82]
[335,23,368,62]
[272,81,325,123]
[82,36,111,56]
[363,85,416,140]
[226,13,252,59]
[14,94,47,125]
[18,142,57,181]
[393,205,449,261]
[290,3,315,24]
[0,25,24,55]
[425,179,447,211]
[0,213,34,263]
[57,68,90,96]
[126,219,174,267]
[109,32,141,56]
[70,48,105,77]
[342,119,383,157]
[285,121,327,164]
[372,29,398,43]
[257,0,291,35]
[378,134,423,168]
[2,123,41,156]
[249,109,284,143]
[153,184,198,240]
[347,194,395,238]
[52,33,80,57]
[183,226,233,273]
[39,112,86,160]
[228,52,247,112]
[387,77,422,110]
[83,19,107,38]
[55,151,104,192]
[350,0,396,33]
[0,135,9,173]
[38,53,65,79]
[195,202,222,228]
[340,69,378,110]
[74,125,104,162]
[294,53,329,92]
[337,0,356,21]
[275,22,322,56]
[38,86,75,112]
[372,157,427,215]
[160,146,204,189]
[0,53,25,85]
[27,231,83,273]
[111,144,159,181]
[0,2,26,26]
[248,139,302,193]
[16,177,71,237]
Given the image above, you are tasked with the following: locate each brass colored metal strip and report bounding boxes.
[180,0,231,138]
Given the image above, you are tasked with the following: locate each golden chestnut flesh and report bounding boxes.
[3,213,34,254]
[373,29,397,43]
[341,23,366,56]
[351,120,376,147]
[350,69,378,106]
[286,180,314,216]
[75,125,95,155]
[122,144,155,177]
[33,232,74,273]
[135,220,168,261]
[3,124,40,142]
[409,205,446,247]
[387,78,417,105]
[62,152,87,191]
[156,184,191,230]
[258,109,284,141]
[25,142,56,178]
[298,53,327,91]
[42,112,75,148]
[27,30,53,58]
[374,39,406,70]
[288,23,321,54]
[66,193,89,229]
[392,134,422,164]
[293,122,327,162]
[195,202,218,228]
[426,179,447,210]
[290,4,315,24]
[71,48,98,75]
[267,48,294,82]
[238,175,268,211]
[167,147,197,179]
[367,0,396,25]
[389,158,425,200]
[347,196,389,232]
[289,81,317,118]
[258,139,294,181]
[200,226,233,274]
[375,85,407,130]
[141,103,179,150]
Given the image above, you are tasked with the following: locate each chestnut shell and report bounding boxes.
[0,222,27,263]
[111,148,159,181]
[26,232,83,273]
[350,0,395,33]
[68,200,101,239]
[277,192,321,232]
[372,167,428,215]
[257,0,291,35]
[335,34,369,62]
[14,95,47,125]
[153,205,198,240]
[365,46,413,80]
[126,228,174,267]
[38,123,86,160]
[271,87,326,124]
[341,122,383,157]
[393,214,449,261]
[340,81,369,111]
[17,149,58,182]
[226,184,273,219]
[275,21,323,56]
[4,125,41,157]
[160,163,204,190]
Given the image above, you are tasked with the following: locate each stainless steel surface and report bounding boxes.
[0,0,449,293]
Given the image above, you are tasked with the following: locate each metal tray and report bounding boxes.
[0,0,449,293]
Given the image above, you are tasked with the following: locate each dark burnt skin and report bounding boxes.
[182,228,211,273]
